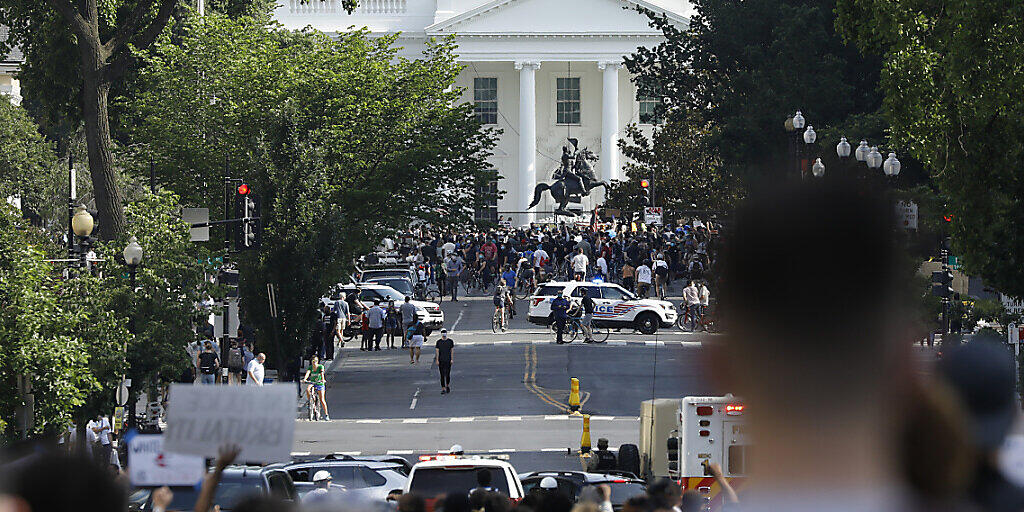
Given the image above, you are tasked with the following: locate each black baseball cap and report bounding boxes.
[939,336,1017,450]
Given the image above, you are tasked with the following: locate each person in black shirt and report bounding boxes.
[434,329,454,394]
[581,288,596,343]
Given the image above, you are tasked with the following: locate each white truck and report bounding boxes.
[640,395,748,509]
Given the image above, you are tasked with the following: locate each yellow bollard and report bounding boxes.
[580,414,592,454]
[569,378,581,415]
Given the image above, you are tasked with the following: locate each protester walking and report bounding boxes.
[198,341,220,385]
[334,293,350,348]
[446,253,462,302]
[367,300,386,351]
[245,353,266,386]
[636,261,653,298]
[400,296,418,348]
[385,301,400,349]
[408,318,426,364]
[435,329,454,394]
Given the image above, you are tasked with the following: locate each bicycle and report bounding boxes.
[301,380,323,421]
[549,312,610,343]
[414,282,441,302]
[492,306,509,333]
[676,303,717,332]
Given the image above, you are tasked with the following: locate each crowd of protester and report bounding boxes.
[5,181,1024,511]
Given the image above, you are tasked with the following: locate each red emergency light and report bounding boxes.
[725,404,745,415]
[696,406,714,416]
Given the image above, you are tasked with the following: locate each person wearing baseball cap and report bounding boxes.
[939,336,1024,511]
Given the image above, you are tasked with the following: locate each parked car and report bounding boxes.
[518,471,646,511]
[365,277,415,298]
[282,457,408,503]
[140,466,296,511]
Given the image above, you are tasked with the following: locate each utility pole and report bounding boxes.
[68,153,76,257]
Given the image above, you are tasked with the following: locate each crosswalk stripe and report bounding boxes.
[450,417,475,422]
[356,419,382,423]
[387,450,414,455]
[403,418,428,423]
[498,416,522,421]
[544,415,570,420]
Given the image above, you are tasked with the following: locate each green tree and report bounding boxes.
[836,0,1024,299]
[0,99,64,228]
[624,1,883,189]
[123,14,498,371]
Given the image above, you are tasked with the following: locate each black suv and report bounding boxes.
[519,471,647,511]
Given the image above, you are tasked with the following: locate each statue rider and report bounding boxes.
[555,142,586,192]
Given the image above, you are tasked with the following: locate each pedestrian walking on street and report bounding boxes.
[581,287,596,343]
[621,261,635,291]
[367,299,386,351]
[408,319,426,364]
[198,341,220,385]
[435,329,454,394]
[683,280,701,329]
[385,300,400,349]
[400,296,418,348]
[571,248,589,281]
[551,290,571,344]
[321,305,338,360]
[246,353,266,386]
[654,254,670,300]
[636,260,652,298]
[334,292,350,348]
[446,252,462,302]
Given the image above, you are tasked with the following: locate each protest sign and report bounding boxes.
[163,384,296,463]
[128,434,205,487]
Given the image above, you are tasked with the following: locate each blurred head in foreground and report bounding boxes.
[716,180,912,492]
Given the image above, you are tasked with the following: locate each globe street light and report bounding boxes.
[812,158,825,178]
[123,236,144,267]
[867,146,883,169]
[803,126,817,144]
[792,111,805,130]
[883,152,902,177]
[855,140,870,162]
[836,137,851,159]
[71,205,94,237]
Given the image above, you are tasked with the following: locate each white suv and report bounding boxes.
[405,456,524,508]
[527,281,677,335]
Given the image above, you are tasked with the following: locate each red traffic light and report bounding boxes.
[640,179,650,189]
[237,184,251,195]
[943,214,954,223]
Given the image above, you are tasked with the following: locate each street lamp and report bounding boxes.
[812,158,825,178]
[792,111,805,130]
[71,205,94,269]
[836,137,851,159]
[867,146,883,169]
[883,152,902,177]
[803,126,817,144]
[855,140,870,162]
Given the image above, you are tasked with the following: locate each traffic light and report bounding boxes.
[640,179,651,206]
[233,184,261,251]
[931,269,954,298]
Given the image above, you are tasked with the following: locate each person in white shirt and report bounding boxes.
[635,261,653,298]
[246,353,266,386]
[88,415,112,465]
[699,281,711,307]
[653,254,670,300]
[532,247,550,269]
[682,281,701,329]
[596,255,608,279]
[571,248,589,281]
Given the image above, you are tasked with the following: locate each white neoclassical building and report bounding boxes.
[274,0,689,224]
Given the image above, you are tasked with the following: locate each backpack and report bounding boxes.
[227,347,243,370]
[655,264,669,278]
[199,352,218,375]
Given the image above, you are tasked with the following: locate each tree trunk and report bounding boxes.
[78,44,126,241]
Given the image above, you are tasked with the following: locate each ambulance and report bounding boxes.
[639,395,747,510]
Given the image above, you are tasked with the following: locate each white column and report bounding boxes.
[516,61,540,225]
[599,61,622,183]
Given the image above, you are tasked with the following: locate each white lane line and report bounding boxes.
[450,417,475,422]
[489,449,516,453]
[495,341,517,345]
[544,415,570,420]
[589,416,615,421]
[450,310,465,332]
[497,416,522,421]
[541,448,569,452]
[356,419,382,424]
[336,451,362,456]
[387,450,414,455]
[410,387,420,410]
[403,418,428,424]
[291,451,311,456]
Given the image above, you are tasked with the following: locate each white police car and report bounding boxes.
[527,281,677,334]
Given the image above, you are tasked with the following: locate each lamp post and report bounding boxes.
[122,236,143,430]
[812,158,825,178]
[71,205,95,270]
[836,137,852,176]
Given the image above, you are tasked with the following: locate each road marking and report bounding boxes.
[410,388,420,410]
[589,416,615,421]
[387,450,414,455]
[498,416,522,421]
[356,419,382,424]
[291,451,311,456]
[544,415,570,420]
[337,451,362,456]
[488,449,515,453]
[449,417,475,422]
[403,418,428,423]
[541,448,569,452]
[450,310,465,332]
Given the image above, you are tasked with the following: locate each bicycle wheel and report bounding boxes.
[568,320,581,342]
[492,312,501,333]
[502,312,510,332]
[592,324,610,343]
[426,289,440,302]
[676,314,693,332]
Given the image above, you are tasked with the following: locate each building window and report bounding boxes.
[639,94,661,124]
[556,77,581,125]
[475,180,498,222]
[474,78,498,125]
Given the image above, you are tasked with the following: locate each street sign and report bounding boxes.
[182,208,210,242]
[113,406,125,433]
[116,380,130,406]
[644,207,663,225]
[128,434,206,487]
[947,255,962,270]
[895,201,918,230]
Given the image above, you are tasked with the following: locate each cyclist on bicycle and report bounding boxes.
[303,355,329,421]
[493,283,508,329]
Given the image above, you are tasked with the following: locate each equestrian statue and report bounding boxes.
[528,138,609,216]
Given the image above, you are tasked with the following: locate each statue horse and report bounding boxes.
[528,148,609,216]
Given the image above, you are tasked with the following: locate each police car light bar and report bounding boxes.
[419,454,511,462]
